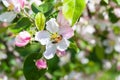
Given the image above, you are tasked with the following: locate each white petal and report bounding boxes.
[11,0,18,5]
[13,0,21,12]
[46,18,59,33]
[2,0,10,7]
[114,44,120,53]
[0,11,17,22]
[43,44,57,59]
[57,38,70,51]
[35,31,50,45]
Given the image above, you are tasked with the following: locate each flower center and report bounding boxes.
[51,33,62,44]
[8,3,14,11]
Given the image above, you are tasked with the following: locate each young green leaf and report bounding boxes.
[31,3,40,13]
[10,17,31,33]
[35,12,46,30]
[38,2,53,14]
[31,2,53,14]
[62,0,86,26]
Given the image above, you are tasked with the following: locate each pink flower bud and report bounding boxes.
[56,50,66,57]
[35,59,47,69]
[15,31,31,47]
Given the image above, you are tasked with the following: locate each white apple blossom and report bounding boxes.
[35,11,74,59]
[35,18,74,59]
[2,0,26,12]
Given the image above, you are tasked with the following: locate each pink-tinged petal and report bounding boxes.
[56,50,66,57]
[57,38,70,51]
[15,31,31,47]
[18,0,26,8]
[43,43,57,59]
[35,59,47,69]
[18,31,31,40]
[46,18,59,33]
[59,26,74,39]
[35,31,50,45]
[15,40,29,47]
[57,10,70,27]
[15,6,21,12]
[57,11,74,39]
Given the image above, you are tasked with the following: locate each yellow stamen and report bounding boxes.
[8,3,14,11]
[51,33,62,44]
[51,33,58,40]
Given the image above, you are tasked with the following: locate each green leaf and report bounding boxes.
[44,0,54,3]
[47,55,59,73]
[69,42,79,53]
[15,42,41,57]
[0,27,8,33]
[10,17,31,33]
[108,8,119,23]
[39,2,53,14]
[35,12,46,30]
[117,0,120,5]
[95,45,104,60]
[31,3,41,14]
[103,0,109,4]
[31,2,53,14]
[114,0,120,6]
[23,53,46,80]
[62,0,86,26]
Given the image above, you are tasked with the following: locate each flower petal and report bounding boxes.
[15,36,29,47]
[0,12,17,22]
[2,0,10,7]
[46,18,59,33]
[19,31,31,40]
[57,10,70,27]
[35,31,50,45]
[14,5,21,12]
[59,26,74,39]
[18,0,26,8]
[56,50,66,57]
[43,44,57,59]
[57,38,70,51]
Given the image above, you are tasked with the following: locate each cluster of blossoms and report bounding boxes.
[14,10,74,69]
[2,0,26,12]
[1,0,74,70]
